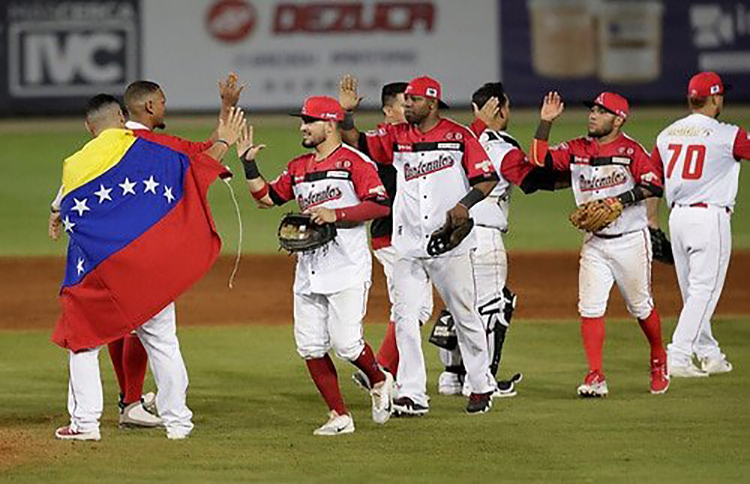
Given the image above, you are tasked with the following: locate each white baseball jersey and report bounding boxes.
[653,113,750,209]
[546,133,661,236]
[472,130,518,231]
[269,145,386,295]
[362,118,496,258]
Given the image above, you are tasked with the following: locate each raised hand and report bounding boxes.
[540,91,564,122]
[216,106,246,146]
[219,72,245,109]
[338,74,363,112]
[237,123,266,161]
[472,97,500,126]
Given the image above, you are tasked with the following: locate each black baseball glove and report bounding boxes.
[278,213,337,253]
[649,227,674,264]
[427,215,475,257]
[428,309,458,350]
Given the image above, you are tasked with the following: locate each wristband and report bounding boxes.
[616,187,645,206]
[250,183,269,201]
[242,158,261,180]
[214,139,230,148]
[458,187,485,209]
[341,111,355,131]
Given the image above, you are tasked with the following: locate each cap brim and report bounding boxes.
[723,83,733,93]
[583,100,619,116]
[438,100,450,109]
[289,113,325,123]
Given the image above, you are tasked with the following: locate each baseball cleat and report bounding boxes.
[313,411,355,436]
[649,360,670,394]
[669,362,709,378]
[55,425,101,441]
[142,392,158,415]
[166,431,190,441]
[494,373,524,398]
[370,371,394,425]
[700,356,733,375]
[352,370,372,391]
[439,371,464,396]
[466,392,493,414]
[392,397,429,417]
[120,400,162,428]
[577,371,609,398]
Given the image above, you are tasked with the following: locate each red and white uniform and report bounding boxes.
[653,113,750,366]
[362,118,498,405]
[546,134,661,319]
[269,145,387,361]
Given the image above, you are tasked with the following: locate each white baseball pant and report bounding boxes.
[394,252,495,406]
[578,229,654,320]
[293,282,370,361]
[66,303,194,437]
[374,246,433,324]
[667,205,732,365]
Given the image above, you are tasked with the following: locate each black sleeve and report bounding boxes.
[268,186,287,206]
[519,167,561,194]
[358,132,371,157]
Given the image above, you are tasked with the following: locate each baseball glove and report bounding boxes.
[428,309,458,350]
[569,197,624,233]
[649,227,674,264]
[427,215,475,256]
[277,212,337,253]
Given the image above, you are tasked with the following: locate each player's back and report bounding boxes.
[656,113,741,209]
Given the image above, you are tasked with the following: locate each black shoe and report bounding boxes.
[392,397,429,417]
[494,373,523,398]
[466,392,493,414]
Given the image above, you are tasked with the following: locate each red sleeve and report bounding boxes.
[268,167,294,204]
[462,132,497,183]
[351,157,388,203]
[546,142,573,171]
[734,127,750,160]
[499,148,535,186]
[363,125,396,165]
[469,119,487,137]
[631,144,663,188]
[132,130,213,155]
[335,200,390,222]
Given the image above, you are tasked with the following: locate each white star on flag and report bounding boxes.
[63,216,76,233]
[143,175,160,194]
[76,258,85,276]
[163,186,175,203]
[94,184,113,203]
[119,178,136,196]
[71,198,90,217]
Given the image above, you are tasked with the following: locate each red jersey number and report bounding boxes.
[666,144,706,180]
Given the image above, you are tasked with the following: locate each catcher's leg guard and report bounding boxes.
[478,286,517,378]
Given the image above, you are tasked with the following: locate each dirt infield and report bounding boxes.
[1,252,748,331]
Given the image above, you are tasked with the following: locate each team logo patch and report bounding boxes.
[475,159,493,172]
[328,170,349,178]
[426,87,438,97]
[404,154,455,181]
[437,142,461,150]
[297,186,343,211]
[578,171,628,192]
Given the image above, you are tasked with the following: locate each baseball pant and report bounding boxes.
[667,205,732,365]
[66,303,194,437]
[439,227,509,381]
[578,229,654,320]
[374,246,433,324]
[394,252,495,406]
[293,282,370,361]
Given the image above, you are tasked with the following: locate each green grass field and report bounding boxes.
[1,317,748,482]
[1,107,749,256]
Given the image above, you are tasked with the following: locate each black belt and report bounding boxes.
[593,232,623,239]
[672,202,731,214]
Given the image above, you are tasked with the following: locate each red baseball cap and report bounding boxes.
[584,92,629,119]
[688,71,730,98]
[405,76,450,109]
[290,96,345,122]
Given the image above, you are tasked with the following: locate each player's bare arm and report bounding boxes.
[211,72,245,141]
[338,74,363,147]
[530,92,565,166]
[48,210,62,241]
[448,179,498,226]
[236,122,273,208]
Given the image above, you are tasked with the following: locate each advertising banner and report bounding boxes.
[501,0,750,105]
[141,0,499,110]
[0,0,140,115]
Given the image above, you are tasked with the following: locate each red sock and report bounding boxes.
[353,343,386,386]
[376,321,399,376]
[123,333,148,404]
[581,317,605,373]
[306,355,347,415]
[638,308,667,363]
[107,338,126,396]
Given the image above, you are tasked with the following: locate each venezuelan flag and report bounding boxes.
[52,129,229,351]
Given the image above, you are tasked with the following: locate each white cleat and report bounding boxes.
[166,431,190,440]
[313,411,355,436]
[669,362,709,378]
[371,371,394,425]
[700,356,733,375]
[55,425,101,441]
[439,371,464,396]
[142,392,158,415]
[120,401,163,428]
[577,371,609,398]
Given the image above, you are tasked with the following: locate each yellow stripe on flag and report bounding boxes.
[62,129,137,195]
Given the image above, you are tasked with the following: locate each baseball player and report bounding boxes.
[652,72,749,377]
[54,96,244,441]
[343,75,501,414]
[528,91,670,397]
[339,79,434,386]
[49,75,243,428]
[239,95,395,436]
